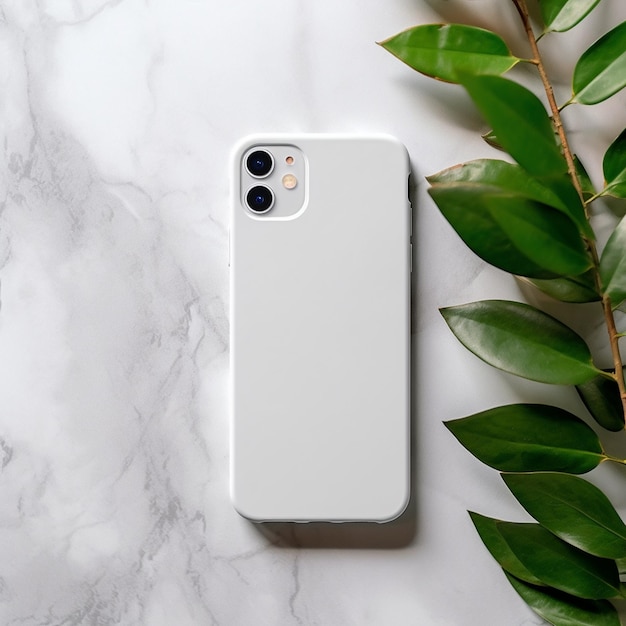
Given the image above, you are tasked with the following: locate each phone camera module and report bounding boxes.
[246,150,274,178]
[246,185,274,213]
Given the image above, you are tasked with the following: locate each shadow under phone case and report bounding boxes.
[230,134,411,522]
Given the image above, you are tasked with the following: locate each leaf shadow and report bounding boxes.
[394,72,486,134]
[603,196,626,219]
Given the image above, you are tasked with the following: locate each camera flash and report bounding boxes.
[282,174,297,190]
[285,156,294,165]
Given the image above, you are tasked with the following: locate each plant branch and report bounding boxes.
[605,454,626,466]
[511,0,582,202]
[511,0,626,416]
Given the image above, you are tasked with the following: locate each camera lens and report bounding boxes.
[246,185,274,213]
[246,150,274,178]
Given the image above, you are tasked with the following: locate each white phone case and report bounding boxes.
[230,134,411,522]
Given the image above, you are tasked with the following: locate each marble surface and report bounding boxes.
[2,0,626,624]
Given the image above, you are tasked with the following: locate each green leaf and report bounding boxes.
[521,273,600,303]
[428,159,569,210]
[573,21,626,105]
[539,0,603,33]
[577,370,626,431]
[379,24,520,83]
[429,184,561,278]
[503,473,626,559]
[440,300,603,385]
[462,75,567,177]
[602,129,626,199]
[428,165,592,278]
[497,523,620,599]
[482,128,502,151]
[428,158,591,236]
[470,512,543,584]
[599,216,626,308]
[486,196,591,276]
[432,156,589,241]
[446,404,605,473]
[575,155,598,201]
[506,573,621,626]
[543,173,593,239]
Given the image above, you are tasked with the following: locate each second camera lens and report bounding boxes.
[246,185,274,213]
[246,150,274,178]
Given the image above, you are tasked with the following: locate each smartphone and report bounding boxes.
[230,134,411,522]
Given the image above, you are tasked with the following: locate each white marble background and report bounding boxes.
[1,0,626,624]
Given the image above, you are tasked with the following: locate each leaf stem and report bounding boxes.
[511,0,626,418]
[584,191,604,205]
[605,454,626,466]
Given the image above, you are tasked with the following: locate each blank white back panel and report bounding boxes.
[230,134,411,522]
